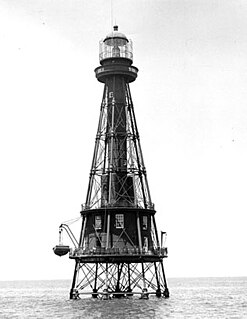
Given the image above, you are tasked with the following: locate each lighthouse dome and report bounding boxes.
[104,26,128,44]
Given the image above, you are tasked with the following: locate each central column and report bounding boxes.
[106,75,128,206]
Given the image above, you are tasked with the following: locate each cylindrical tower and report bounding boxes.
[62,26,169,299]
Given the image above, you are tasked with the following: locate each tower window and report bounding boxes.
[142,216,148,230]
[95,215,102,230]
[115,214,124,228]
[143,237,148,252]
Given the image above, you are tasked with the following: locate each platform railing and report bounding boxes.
[70,246,168,258]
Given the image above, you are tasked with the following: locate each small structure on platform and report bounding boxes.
[54,26,169,300]
[53,228,71,256]
[53,245,70,257]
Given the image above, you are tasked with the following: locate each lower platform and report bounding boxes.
[69,247,167,263]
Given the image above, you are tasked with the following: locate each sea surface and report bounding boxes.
[0,277,246,318]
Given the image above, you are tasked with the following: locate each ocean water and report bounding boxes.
[0,277,246,318]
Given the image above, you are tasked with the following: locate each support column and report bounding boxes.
[141,262,148,299]
[92,263,98,298]
[152,215,160,249]
[70,260,80,299]
[161,261,170,298]
[127,263,132,295]
[136,212,142,252]
[104,262,109,299]
[154,262,161,297]
[79,216,87,248]
[106,213,111,249]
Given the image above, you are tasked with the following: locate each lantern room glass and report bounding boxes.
[99,37,133,62]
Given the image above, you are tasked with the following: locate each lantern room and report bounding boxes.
[99,25,133,62]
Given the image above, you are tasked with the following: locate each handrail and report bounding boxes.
[70,246,168,257]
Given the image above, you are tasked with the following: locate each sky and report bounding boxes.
[0,0,247,280]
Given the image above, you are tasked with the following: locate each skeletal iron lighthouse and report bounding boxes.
[54,26,169,299]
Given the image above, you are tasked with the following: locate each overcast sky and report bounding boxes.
[0,0,247,280]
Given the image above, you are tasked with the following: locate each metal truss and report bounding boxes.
[85,82,153,210]
[70,260,169,299]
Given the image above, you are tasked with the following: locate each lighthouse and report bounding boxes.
[54,26,169,299]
